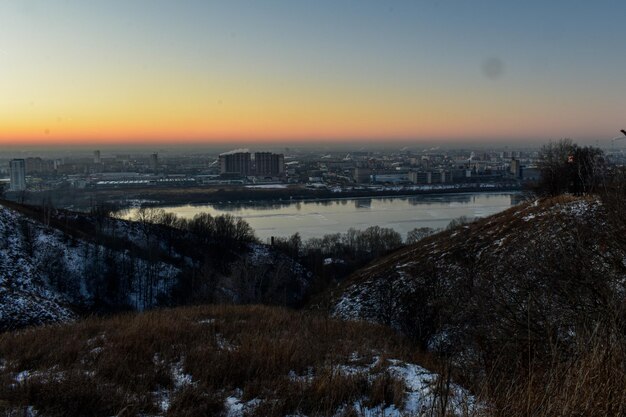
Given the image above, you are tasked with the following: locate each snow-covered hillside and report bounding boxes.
[0,204,181,330]
[331,196,626,360]
[0,202,312,330]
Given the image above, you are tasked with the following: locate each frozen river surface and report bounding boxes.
[138,192,520,242]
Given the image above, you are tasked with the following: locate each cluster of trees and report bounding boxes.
[271,226,400,267]
[113,206,307,307]
[269,225,440,296]
[534,139,626,230]
[599,165,626,231]
[3,202,267,315]
[536,139,605,196]
[131,206,257,250]
[273,225,440,262]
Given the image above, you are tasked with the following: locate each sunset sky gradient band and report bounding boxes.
[1,1,625,145]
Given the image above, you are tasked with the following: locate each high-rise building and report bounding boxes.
[219,152,251,176]
[94,150,101,164]
[24,157,45,174]
[150,153,159,172]
[9,159,26,191]
[254,152,284,176]
[510,158,521,178]
[353,167,372,183]
[408,170,449,184]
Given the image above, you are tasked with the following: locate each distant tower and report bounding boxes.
[353,166,372,183]
[253,152,285,176]
[9,159,26,191]
[93,150,101,164]
[510,158,521,179]
[219,152,251,176]
[150,153,158,172]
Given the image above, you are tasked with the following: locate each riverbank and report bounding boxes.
[9,181,524,211]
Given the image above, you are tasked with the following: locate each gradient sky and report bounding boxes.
[1,0,625,146]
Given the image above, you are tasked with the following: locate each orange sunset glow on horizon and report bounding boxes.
[1,1,625,147]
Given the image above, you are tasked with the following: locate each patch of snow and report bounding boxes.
[171,361,193,388]
[224,389,261,417]
[14,370,30,383]
[216,334,236,351]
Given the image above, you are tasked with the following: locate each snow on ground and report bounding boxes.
[0,204,181,329]
[340,357,478,417]
[331,196,625,374]
[220,355,477,417]
[224,390,262,417]
[245,184,288,189]
[7,350,478,417]
[0,207,76,328]
[152,355,195,414]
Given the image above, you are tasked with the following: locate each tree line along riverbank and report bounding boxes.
[7,182,523,211]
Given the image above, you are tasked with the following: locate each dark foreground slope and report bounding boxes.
[331,196,626,367]
[0,305,477,417]
[0,201,310,331]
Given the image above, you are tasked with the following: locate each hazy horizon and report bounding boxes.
[0,138,596,157]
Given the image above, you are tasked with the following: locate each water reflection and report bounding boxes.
[136,192,519,240]
[208,193,509,212]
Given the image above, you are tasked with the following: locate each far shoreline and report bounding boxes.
[8,182,526,212]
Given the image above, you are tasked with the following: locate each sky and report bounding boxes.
[1,0,625,147]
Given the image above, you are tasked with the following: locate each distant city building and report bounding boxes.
[409,170,450,184]
[430,171,444,183]
[9,159,26,191]
[94,150,101,164]
[116,154,131,167]
[150,153,159,172]
[521,166,541,181]
[353,167,372,183]
[219,152,251,176]
[408,171,428,184]
[24,157,52,174]
[371,172,409,184]
[510,158,521,178]
[254,152,284,176]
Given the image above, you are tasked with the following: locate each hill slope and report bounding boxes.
[331,196,626,364]
[0,202,310,331]
[0,305,477,417]
[0,203,181,330]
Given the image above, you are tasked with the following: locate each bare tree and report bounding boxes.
[536,139,604,196]
[134,206,166,248]
[406,227,436,245]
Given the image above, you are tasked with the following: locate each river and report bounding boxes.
[126,192,521,242]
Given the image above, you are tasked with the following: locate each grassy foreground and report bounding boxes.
[2,304,624,417]
[0,305,446,417]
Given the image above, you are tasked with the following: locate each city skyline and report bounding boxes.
[1,1,626,146]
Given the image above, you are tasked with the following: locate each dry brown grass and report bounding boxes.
[478,329,626,417]
[0,305,426,417]
[1,295,624,417]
